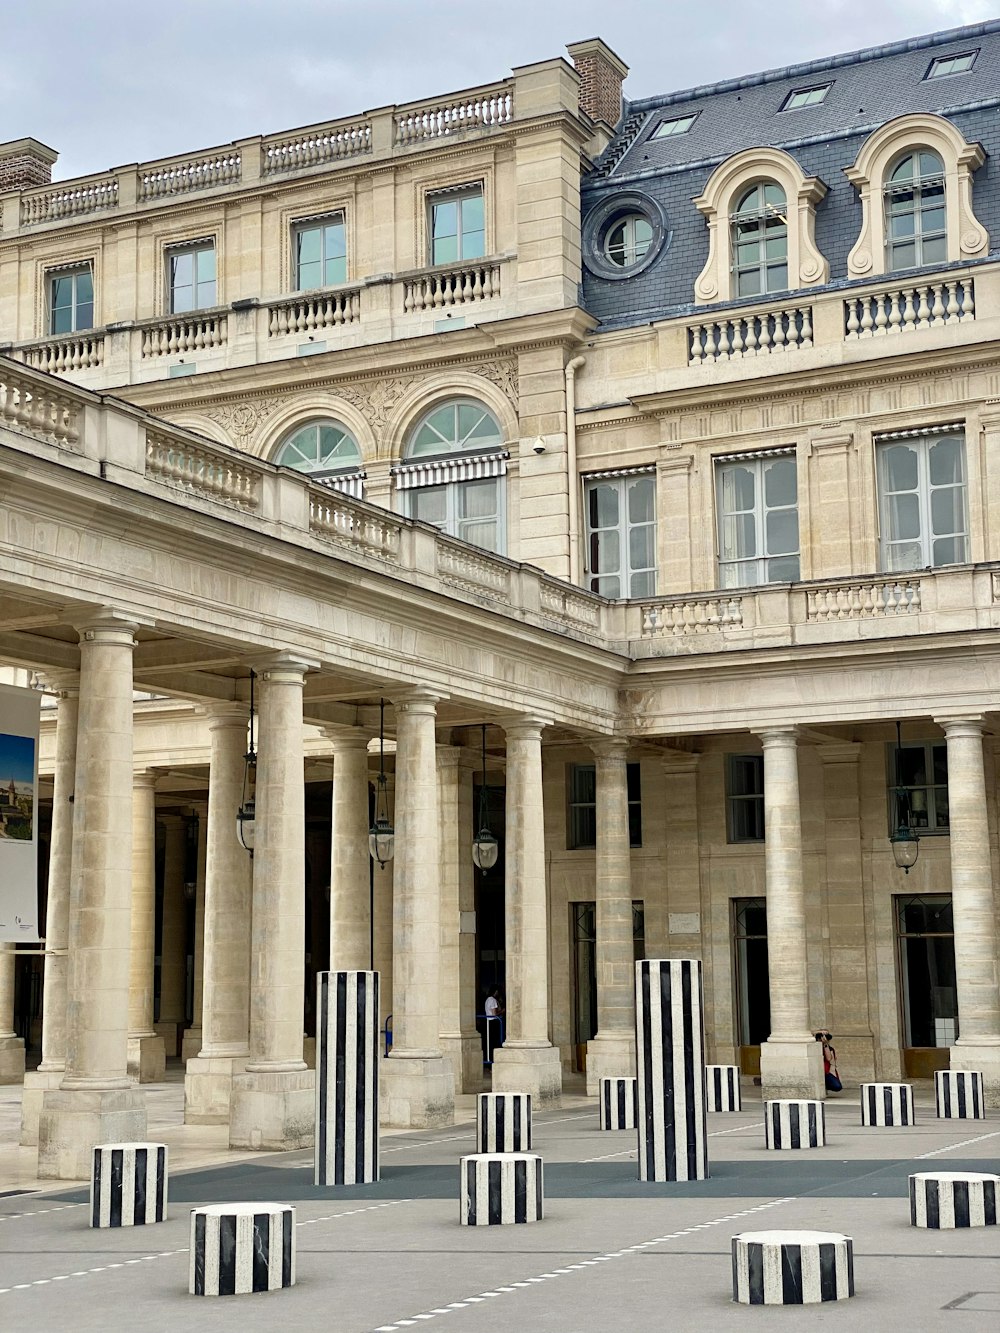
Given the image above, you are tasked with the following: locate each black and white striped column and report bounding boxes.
[315,970,379,1185]
[706,1065,741,1112]
[861,1082,914,1126]
[935,1069,985,1120]
[460,1153,543,1226]
[477,1093,531,1152]
[909,1172,999,1229]
[764,1099,825,1150]
[732,1231,854,1305]
[635,958,708,1181]
[599,1077,638,1130]
[190,1204,295,1295]
[90,1143,167,1227]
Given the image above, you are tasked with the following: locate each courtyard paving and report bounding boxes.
[1,1074,999,1330]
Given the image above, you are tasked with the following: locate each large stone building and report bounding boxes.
[2,19,1000,1177]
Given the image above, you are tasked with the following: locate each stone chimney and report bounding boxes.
[0,138,58,192]
[566,39,629,128]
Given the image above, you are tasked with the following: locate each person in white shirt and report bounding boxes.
[485,989,503,1018]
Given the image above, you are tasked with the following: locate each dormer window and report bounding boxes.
[652,113,697,138]
[781,85,830,110]
[731,182,788,296]
[605,213,653,268]
[884,151,945,271]
[926,51,977,79]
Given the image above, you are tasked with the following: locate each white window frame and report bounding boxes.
[884,151,946,272]
[584,471,657,599]
[603,214,654,269]
[730,182,789,297]
[292,212,347,290]
[48,263,94,335]
[876,428,968,572]
[716,451,799,589]
[652,113,697,138]
[167,240,217,314]
[781,84,831,110]
[405,475,506,555]
[926,51,977,79]
[429,185,485,266]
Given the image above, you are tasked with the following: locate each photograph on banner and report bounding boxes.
[0,732,35,840]
[0,683,41,941]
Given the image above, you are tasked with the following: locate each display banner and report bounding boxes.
[0,682,41,941]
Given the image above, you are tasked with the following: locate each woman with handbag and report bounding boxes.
[816,1030,842,1092]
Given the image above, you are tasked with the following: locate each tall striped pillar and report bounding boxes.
[635,958,708,1181]
[315,971,380,1185]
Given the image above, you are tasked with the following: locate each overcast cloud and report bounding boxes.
[1,0,996,179]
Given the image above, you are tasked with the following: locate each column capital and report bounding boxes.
[393,687,445,714]
[503,715,551,740]
[36,669,80,697]
[132,768,159,791]
[253,653,316,684]
[323,724,370,752]
[590,737,630,762]
[757,726,799,750]
[75,615,140,649]
[935,714,986,737]
[435,743,465,770]
[199,702,249,731]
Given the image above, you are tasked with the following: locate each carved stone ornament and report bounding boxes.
[207,397,282,441]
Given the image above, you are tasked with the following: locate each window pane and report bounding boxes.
[884,444,919,492]
[922,235,947,264]
[325,254,347,285]
[932,535,965,565]
[572,765,596,804]
[722,513,757,561]
[76,299,94,331]
[890,212,916,238]
[594,574,621,597]
[737,269,762,296]
[77,271,94,304]
[767,554,800,582]
[461,228,485,260]
[298,258,322,289]
[297,228,321,266]
[721,465,756,513]
[629,524,654,570]
[766,263,788,291]
[765,507,798,556]
[890,241,917,270]
[171,253,193,287]
[460,518,498,551]
[433,200,458,239]
[885,541,923,572]
[325,221,346,258]
[461,193,484,235]
[591,483,620,529]
[433,234,458,265]
[729,756,762,797]
[411,486,447,526]
[627,476,654,523]
[763,458,795,507]
[629,569,655,598]
[196,248,215,283]
[888,492,921,541]
[596,529,620,573]
[459,478,498,519]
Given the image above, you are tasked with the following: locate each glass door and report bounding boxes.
[897,894,956,1077]
[733,897,770,1075]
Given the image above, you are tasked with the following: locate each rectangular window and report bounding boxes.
[727,755,764,843]
[897,895,956,1048]
[888,741,949,833]
[48,265,94,335]
[430,187,485,266]
[168,242,216,314]
[407,476,503,554]
[926,51,977,79]
[652,113,697,138]
[567,762,642,849]
[572,899,646,1047]
[293,214,347,289]
[585,473,656,599]
[716,452,799,588]
[781,84,831,110]
[877,431,967,572]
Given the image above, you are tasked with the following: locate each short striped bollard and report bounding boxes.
[460,1153,543,1226]
[860,1082,914,1126]
[598,1077,637,1130]
[90,1142,167,1227]
[935,1070,985,1120]
[764,1099,825,1150]
[909,1172,999,1229]
[732,1230,854,1305]
[706,1065,741,1112]
[477,1092,531,1152]
[189,1203,295,1296]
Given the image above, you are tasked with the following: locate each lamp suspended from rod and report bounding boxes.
[472,722,499,871]
[369,697,395,868]
[889,718,920,873]
[236,668,257,857]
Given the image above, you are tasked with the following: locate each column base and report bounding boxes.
[180,1026,203,1062]
[20,1067,64,1145]
[585,1033,637,1097]
[491,1043,562,1107]
[127,1032,166,1083]
[380,1053,455,1128]
[951,1043,1000,1109]
[184,1053,248,1124]
[759,1037,825,1101]
[153,1020,182,1059]
[229,1067,315,1150]
[440,1034,485,1095]
[0,1033,25,1085]
[38,1086,147,1180]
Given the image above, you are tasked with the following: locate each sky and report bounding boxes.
[1,0,996,180]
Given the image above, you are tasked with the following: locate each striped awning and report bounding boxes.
[391,451,508,490]
[873,422,964,442]
[714,446,796,463]
[583,465,656,481]
[313,470,365,500]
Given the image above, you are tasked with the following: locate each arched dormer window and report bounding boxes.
[393,398,508,553]
[884,150,946,271]
[731,182,788,296]
[274,420,364,496]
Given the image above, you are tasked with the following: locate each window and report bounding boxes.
[888,741,949,833]
[884,151,945,271]
[733,898,770,1047]
[897,895,956,1049]
[293,214,346,289]
[652,113,697,138]
[430,187,484,265]
[727,756,764,843]
[400,399,506,554]
[730,182,787,296]
[48,265,94,335]
[567,762,642,849]
[168,242,216,313]
[585,473,656,598]
[877,430,967,571]
[604,213,653,268]
[572,900,646,1047]
[926,51,977,79]
[717,453,799,588]
[781,84,831,110]
[275,421,361,478]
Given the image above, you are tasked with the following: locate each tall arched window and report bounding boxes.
[395,398,508,553]
[731,182,788,297]
[884,151,946,271]
[274,420,363,493]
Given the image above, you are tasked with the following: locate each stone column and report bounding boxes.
[756,728,824,1099]
[21,679,78,1144]
[438,745,483,1094]
[185,709,252,1123]
[39,616,146,1179]
[937,716,1000,1105]
[0,944,24,1083]
[586,739,637,1093]
[180,804,207,1061]
[155,815,187,1058]
[327,727,372,972]
[127,770,166,1082]
[492,717,562,1105]
[379,690,455,1127]
[230,658,314,1149]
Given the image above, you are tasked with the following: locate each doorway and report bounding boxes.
[897,894,956,1077]
[733,897,770,1076]
[570,900,645,1072]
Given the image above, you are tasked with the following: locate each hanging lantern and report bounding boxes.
[369,698,395,867]
[236,669,257,857]
[472,722,499,871]
[889,719,920,874]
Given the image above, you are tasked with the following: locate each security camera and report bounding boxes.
[532,437,546,455]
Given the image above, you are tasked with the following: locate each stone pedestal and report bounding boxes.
[229,1068,315,1151]
[861,1082,914,1126]
[0,945,24,1083]
[39,1088,147,1181]
[0,1033,25,1083]
[491,1044,562,1107]
[477,1092,531,1152]
[380,1055,455,1129]
[90,1142,167,1227]
[20,1069,63,1145]
[440,1034,485,1095]
[759,1039,825,1101]
[183,1054,248,1124]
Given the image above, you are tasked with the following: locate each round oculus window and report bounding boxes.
[582,192,667,281]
